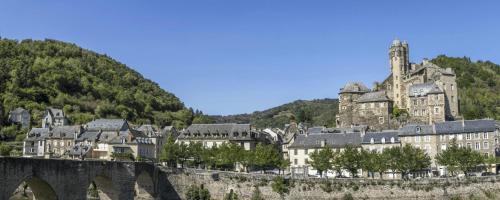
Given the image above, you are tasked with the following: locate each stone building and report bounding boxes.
[8,108,30,128]
[42,107,68,128]
[45,125,83,158]
[398,119,499,176]
[23,128,50,157]
[288,131,362,178]
[336,40,459,130]
[176,123,272,151]
[361,131,400,153]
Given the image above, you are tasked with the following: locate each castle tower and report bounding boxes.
[389,39,410,109]
[336,82,370,128]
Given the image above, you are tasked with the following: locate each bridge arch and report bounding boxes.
[10,176,58,200]
[134,170,155,199]
[88,175,120,200]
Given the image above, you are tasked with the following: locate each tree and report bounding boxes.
[160,135,178,167]
[0,142,13,156]
[277,157,291,175]
[188,141,204,168]
[436,139,461,176]
[456,147,484,175]
[308,146,334,178]
[386,145,431,179]
[177,142,189,168]
[374,150,389,179]
[254,144,280,172]
[338,145,361,177]
[360,149,378,179]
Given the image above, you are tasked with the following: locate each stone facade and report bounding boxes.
[336,40,459,130]
[8,107,30,128]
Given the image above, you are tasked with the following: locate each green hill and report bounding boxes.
[0,38,199,140]
[431,55,500,120]
[211,98,339,128]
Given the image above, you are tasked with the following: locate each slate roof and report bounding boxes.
[49,126,82,139]
[47,107,65,119]
[185,124,251,134]
[435,120,496,134]
[137,124,159,137]
[86,119,128,131]
[339,82,370,94]
[26,128,50,141]
[307,127,326,134]
[362,131,400,144]
[408,82,443,97]
[399,124,434,136]
[357,91,390,103]
[288,132,362,149]
[75,130,100,142]
[10,107,28,114]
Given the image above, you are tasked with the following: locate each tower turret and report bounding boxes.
[389,39,410,108]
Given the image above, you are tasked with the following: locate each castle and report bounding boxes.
[336,39,460,130]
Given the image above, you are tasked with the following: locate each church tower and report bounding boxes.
[389,39,410,109]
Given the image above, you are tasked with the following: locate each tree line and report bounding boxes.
[308,145,431,179]
[160,136,290,173]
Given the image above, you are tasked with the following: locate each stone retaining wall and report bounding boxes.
[164,168,500,200]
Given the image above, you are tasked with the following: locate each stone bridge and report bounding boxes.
[0,157,180,200]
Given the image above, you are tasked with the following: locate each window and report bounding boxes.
[380,102,385,107]
[304,158,308,164]
[483,142,489,149]
[475,142,480,150]
[396,84,399,89]
[466,142,472,149]
[474,133,479,139]
[304,149,308,154]
[422,109,426,115]
[413,100,417,105]
[390,137,395,143]
[451,84,454,91]
[434,107,440,114]
[416,127,421,133]
[415,136,420,143]
[361,104,366,109]
[483,132,489,139]
[342,106,347,110]
[466,133,471,140]
[414,110,418,116]
[421,99,425,105]
[441,143,447,150]
[435,95,439,101]
[379,117,384,124]
[451,96,455,103]
[294,159,298,165]
[370,103,375,108]
[370,138,374,144]
[425,135,431,142]
[495,138,498,145]
[458,134,463,140]
[381,137,386,144]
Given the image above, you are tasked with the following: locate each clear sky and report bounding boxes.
[1,1,499,115]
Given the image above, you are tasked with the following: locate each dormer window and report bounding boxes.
[416,127,421,133]
[381,137,386,144]
[121,137,126,144]
[370,138,374,144]
[390,137,395,143]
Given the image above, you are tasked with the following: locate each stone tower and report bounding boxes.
[389,39,410,109]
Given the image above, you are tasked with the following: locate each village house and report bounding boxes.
[288,131,362,178]
[73,119,155,161]
[361,131,400,153]
[137,124,178,161]
[8,107,30,128]
[176,123,272,151]
[42,107,68,128]
[23,128,50,157]
[45,125,83,158]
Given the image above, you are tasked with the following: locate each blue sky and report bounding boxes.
[1,1,499,115]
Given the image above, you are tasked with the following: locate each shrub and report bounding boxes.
[320,181,333,193]
[223,189,239,200]
[186,184,211,200]
[271,176,289,196]
[342,193,354,200]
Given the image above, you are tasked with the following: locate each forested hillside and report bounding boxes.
[0,38,206,140]
[431,55,500,120]
[211,99,339,128]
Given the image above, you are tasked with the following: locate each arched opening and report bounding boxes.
[134,171,155,200]
[10,177,58,200]
[87,175,119,200]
